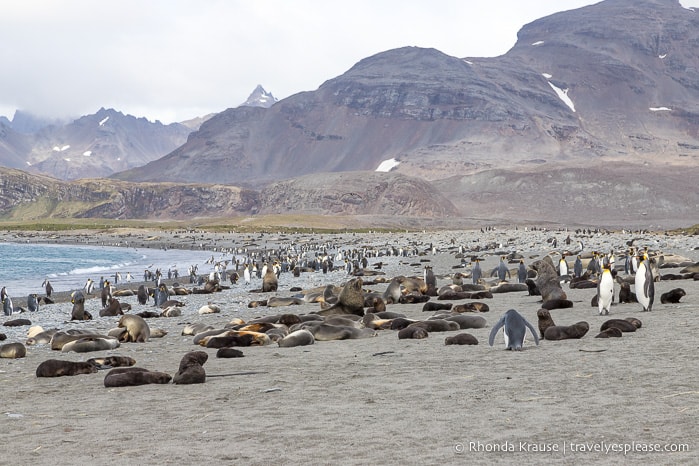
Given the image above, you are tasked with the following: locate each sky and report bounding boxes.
[1,0,697,124]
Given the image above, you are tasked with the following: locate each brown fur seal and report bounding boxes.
[117,314,150,342]
[86,356,136,369]
[531,258,568,303]
[422,302,453,312]
[624,317,642,329]
[408,320,459,332]
[182,323,215,336]
[452,302,490,313]
[536,309,556,338]
[544,321,590,340]
[70,290,92,321]
[103,367,172,387]
[216,347,244,358]
[441,314,487,329]
[0,342,27,358]
[595,327,623,338]
[262,266,279,292]
[489,283,528,293]
[316,277,365,317]
[660,288,686,304]
[36,359,98,377]
[600,319,637,333]
[99,297,124,317]
[267,297,304,307]
[397,326,429,339]
[278,329,315,347]
[541,299,574,310]
[202,332,256,348]
[3,318,32,327]
[49,331,108,350]
[173,351,208,384]
[444,333,478,345]
[389,317,418,330]
[308,324,376,341]
[618,281,637,303]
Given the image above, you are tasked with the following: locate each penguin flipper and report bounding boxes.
[488,317,505,346]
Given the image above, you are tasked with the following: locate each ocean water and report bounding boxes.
[0,242,214,298]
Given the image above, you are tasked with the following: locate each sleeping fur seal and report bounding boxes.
[103,367,172,387]
[397,326,429,339]
[543,321,590,340]
[444,333,478,345]
[61,336,120,353]
[278,329,315,347]
[0,342,27,358]
[36,359,98,377]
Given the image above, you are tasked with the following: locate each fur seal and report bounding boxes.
[262,265,279,292]
[660,288,686,304]
[543,321,590,340]
[624,317,642,329]
[99,297,124,317]
[0,342,26,358]
[541,299,574,310]
[61,336,120,353]
[70,290,92,321]
[3,318,32,327]
[452,302,490,313]
[536,309,556,339]
[444,333,478,345]
[36,359,98,377]
[397,326,429,339]
[531,259,568,303]
[173,351,208,384]
[117,314,150,342]
[198,303,221,315]
[202,332,256,348]
[408,320,459,332]
[488,309,539,350]
[86,356,136,369]
[278,329,315,347]
[489,283,528,293]
[137,284,149,305]
[216,347,244,358]
[441,314,487,329]
[381,278,404,304]
[595,327,623,338]
[103,367,172,387]
[600,319,637,333]
[182,323,215,336]
[267,297,305,307]
[618,281,637,303]
[316,277,365,317]
[50,331,108,350]
[308,324,376,341]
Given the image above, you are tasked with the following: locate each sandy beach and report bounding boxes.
[1,226,697,465]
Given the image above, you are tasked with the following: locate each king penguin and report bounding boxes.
[2,287,13,316]
[559,255,569,277]
[573,255,583,278]
[488,309,539,351]
[517,260,527,283]
[27,293,39,313]
[597,263,614,315]
[635,253,655,312]
[471,259,482,285]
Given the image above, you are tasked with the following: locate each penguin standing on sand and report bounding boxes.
[2,287,13,316]
[597,263,614,315]
[42,278,53,298]
[573,256,583,278]
[517,260,527,283]
[559,255,569,277]
[243,263,251,285]
[493,256,511,281]
[471,259,482,285]
[27,293,39,313]
[635,253,655,312]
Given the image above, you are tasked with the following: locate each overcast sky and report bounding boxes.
[1,0,697,124]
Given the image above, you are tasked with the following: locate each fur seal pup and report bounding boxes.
[267,297,305,307]
[536,309,556,339]
[70,290,92,321]
[278,329,315,348]
[61,336,120,353]
[198,303,221,315]
[408,320,459,332]
[540,299,574,310]
[0,342,26,358]
[635,254,655,312]
[117,314,150,342]
[595,327,623,338]
[544,321,590,340]
[0,333,5,341]
[488,309,539,351]
[216,348,244,358]
[397,326,429,339]
[600,319,637,333]
[103,367,172,387]
[389,317,418,330]
[452,302,490,313]
[161,306,181,317]
[444,333,478,345]
[618,281,637,303]
[173,351,208,384]
[36,359,99,377]
[316,277,365,317]
[3,318,32,327]
[86,356,136,369]
[660,288,686,304]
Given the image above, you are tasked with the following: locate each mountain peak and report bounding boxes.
[240,85,278,108]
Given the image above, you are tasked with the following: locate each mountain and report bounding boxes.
[9,108,192,180]
[240,85,278,108]
[8,110,71,134]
